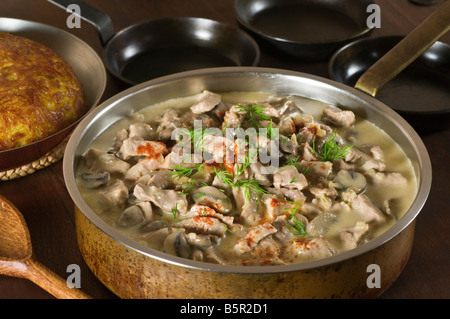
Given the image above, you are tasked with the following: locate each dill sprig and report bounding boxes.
[236,103,272,128]
[170,164,203,180]
[214,167,234,186]
[178,127,215,151]
[235,179,267,201]
[235,146,258,178]
[214,167,267,201]
[283,201,307,237]
[312,130,352,162]
[171,202,180,221]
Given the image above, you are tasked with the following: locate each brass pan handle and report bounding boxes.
[355,0,450,97]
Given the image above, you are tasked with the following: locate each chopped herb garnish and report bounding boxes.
[171,203,179,221]
[312,130,352,162]
[236,103,272,128]
[235,179,267,201]
[214,167,266,201]
[283,201,307,237]
[170,164,203,180]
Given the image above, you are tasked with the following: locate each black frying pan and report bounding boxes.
[234,0,375,60]
[49,0,260,86]
[329,36,450,132]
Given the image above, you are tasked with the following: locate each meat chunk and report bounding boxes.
[234,223,277,255]
[365,171,408,186]
[172,216,228,237]
[339,221,369,250]
[190,90,221,114]
[133,184,188,214]
[129,122,154,140]
[223,105,245,128]
[185,204,234,226]
[125,156,165,181]
[117,138,168,161]
[96,179,129,209]
[284,237,335,262]
[351,194,386,224]
[322,105,355,127]
[84,147,130,175]
[273,166,308,190]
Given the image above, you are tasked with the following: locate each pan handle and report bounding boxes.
[47,0,115,45]
[354,0,450,97]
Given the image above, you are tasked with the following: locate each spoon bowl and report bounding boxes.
[0,195,91,299]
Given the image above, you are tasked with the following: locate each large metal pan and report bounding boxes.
[0,18,106,173]
[48,0,260,86]
[63,67,430,298]
[329,36,450,133]
[234,0,375,60]
[62,0,449,299]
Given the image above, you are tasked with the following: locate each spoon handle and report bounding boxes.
[24,258,92,299]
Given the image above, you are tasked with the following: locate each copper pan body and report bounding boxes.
[0,18,106,171]
[63,67,431,298]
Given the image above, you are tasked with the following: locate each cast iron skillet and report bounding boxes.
[329,36,450,133]
[0,18,106,173]
[234,0,375,60]
[48,0,260,86]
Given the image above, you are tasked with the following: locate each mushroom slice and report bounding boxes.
[163,229,191,259]
[306,212,338,237]
[191,186,232,214]
[80,171,110,189]
[333,169,367,194]
[186,232,215,249]
[115,202,153,228]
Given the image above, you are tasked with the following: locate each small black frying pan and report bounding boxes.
[49,0,260,86]
[329,36,450,132]
[234,0,375,60]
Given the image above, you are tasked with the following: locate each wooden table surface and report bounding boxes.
[0,0,448,299]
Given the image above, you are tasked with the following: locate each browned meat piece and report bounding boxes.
[133,184,188,214]
[351,194,386,224]
[339,221,369,250]
[273,166,308,190]
[172,216,228,237]
[234,223,277,255]
[322,105,355,127]
[96,179,129,209]
[190,90,221,114]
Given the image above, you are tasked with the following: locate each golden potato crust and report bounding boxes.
[0,32,87,150]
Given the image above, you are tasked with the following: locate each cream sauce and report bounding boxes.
[77,91,417,265]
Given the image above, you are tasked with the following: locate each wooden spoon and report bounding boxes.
[0,195,91,299]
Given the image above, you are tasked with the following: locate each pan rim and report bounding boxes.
[63,66,431,275]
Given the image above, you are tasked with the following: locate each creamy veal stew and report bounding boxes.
[76,91,417,266]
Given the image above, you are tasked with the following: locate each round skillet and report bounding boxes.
[234,0,375,60]
[329,36,450,133]
[48,0,260,86]
[0,17,106,173]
